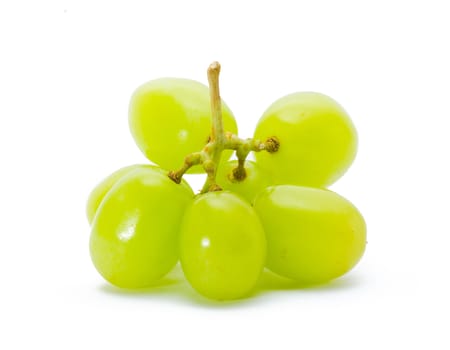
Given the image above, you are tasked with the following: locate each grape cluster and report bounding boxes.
[87,62,366,301]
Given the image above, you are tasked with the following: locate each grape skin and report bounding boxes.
[86,164,191,224]
[254,92,357,187]
[90,166,194,288]
[215,160,273,204]
[129,78,238,173]
[86,164,142,224]
[253,185,366,283]
[179,191,266,300]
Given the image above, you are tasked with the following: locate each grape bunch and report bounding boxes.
[87,62,366,301]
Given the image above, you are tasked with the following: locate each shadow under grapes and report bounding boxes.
[97,264,362,308]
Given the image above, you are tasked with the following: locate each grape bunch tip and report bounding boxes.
[86,61,366,301]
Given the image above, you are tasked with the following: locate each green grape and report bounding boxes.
[215,160,272,204]
[86,164,142,224]
[253,185,366,283]
[90,166,194,288]
[129,78,238,173]
[180,191,266,300]
[86,164,191,224]
[254,92,357,187]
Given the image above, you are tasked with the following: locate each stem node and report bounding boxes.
[264,137,280,153]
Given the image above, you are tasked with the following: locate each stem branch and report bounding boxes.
[167,62,280,191]
[168,152,203,183]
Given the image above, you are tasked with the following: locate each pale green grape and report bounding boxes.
[86,164,142,224]
[129,78,238,173]
[86,164,191,224]
[180,191,266,300]
[254,92,357,187]
[215,160,272,204]
[90,166,194,288]
[253,185,366,283]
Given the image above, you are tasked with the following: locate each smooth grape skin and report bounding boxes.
[253,185,366,283]
[254,92,357,187]
[215,160,273,204]
[86,164,192,224]
[180,191,266,300]
[129,78,238,173]
[90,167,194,288]
[86,164,142,224]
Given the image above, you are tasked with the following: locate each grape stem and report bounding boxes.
[201,62,225,193]
[168,61,279,192]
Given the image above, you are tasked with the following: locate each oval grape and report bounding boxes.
[180,191,266,300]
[90,166,194,288]
[253,185,366,283]
[254,92,357,187]
[129,78,238,173]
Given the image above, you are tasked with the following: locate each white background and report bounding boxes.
[1,0,449,349]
